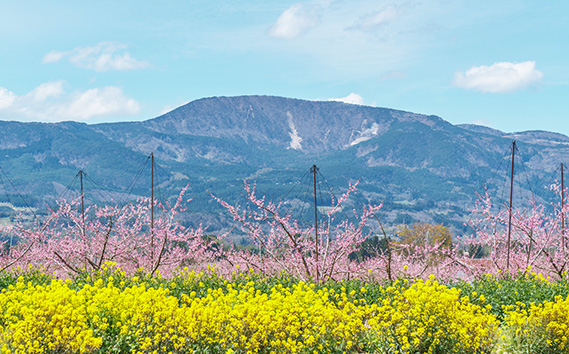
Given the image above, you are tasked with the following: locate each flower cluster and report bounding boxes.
[503,296,569,353]
[0,276,370,353]
[0,278,102,353]
[367,275,499,353]
[1,267,568,353]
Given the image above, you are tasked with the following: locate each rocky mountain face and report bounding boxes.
[105,96,457,163]
[1,95,568,234]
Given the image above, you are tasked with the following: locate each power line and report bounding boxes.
[0,173,13,206]
[83,172,115,204]
[119,155,151,204]
[279,169,311,202]
[0,165,39,220]
[294,171,313,227]
[494,144,515,208]
[517,152,536,207]
[463,143,513,235]
[57,173,79,203]
[317,168,357,227]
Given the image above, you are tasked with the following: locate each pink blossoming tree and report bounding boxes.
[0,186,214,276]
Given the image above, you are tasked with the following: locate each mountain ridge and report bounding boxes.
[1,95,568,234]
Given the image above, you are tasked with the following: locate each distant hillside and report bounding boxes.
[1,96,568,234]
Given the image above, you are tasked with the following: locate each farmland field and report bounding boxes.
[1,183,569,353]
[0,264,568,354]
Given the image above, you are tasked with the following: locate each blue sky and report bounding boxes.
[0,0,567,135]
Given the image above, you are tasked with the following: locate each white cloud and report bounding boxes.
[43,42,150,72]
[327,93,365,105]
[27,81,65,102]
[268,4,321,39]
[0,82,140,122]
[353,5,399,31]
[42,50,65,63]
[0,87,16,109]
[57,87,140,120]
[453,61,543,93]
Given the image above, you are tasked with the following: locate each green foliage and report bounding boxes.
[0,264,54,290]
[348,235,389,261]
[451,271,569,322]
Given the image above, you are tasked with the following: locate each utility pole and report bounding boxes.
[562,163,566,251]
[79,170,85,238]
[310,164,319,281]
[506,141,516,272]
[150,153,154,261]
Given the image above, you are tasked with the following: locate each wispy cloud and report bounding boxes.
[350,5,399,32]
[268,4,321,39]
[327,93,365,105]
[42,51,65,63]
[380,70,407,81]
[0,82,140,122]
[453,61,543,93]
[43,42,150,72]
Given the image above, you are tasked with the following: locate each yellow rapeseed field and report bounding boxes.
[0,265,567,353]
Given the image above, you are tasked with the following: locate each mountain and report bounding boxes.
[1,95,567,234]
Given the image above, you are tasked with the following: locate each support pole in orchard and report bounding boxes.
[311,164,319,282]
[151,152,155,262]
[562,163,566,253]
[78,170,85,238]
[506,140,516,272]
